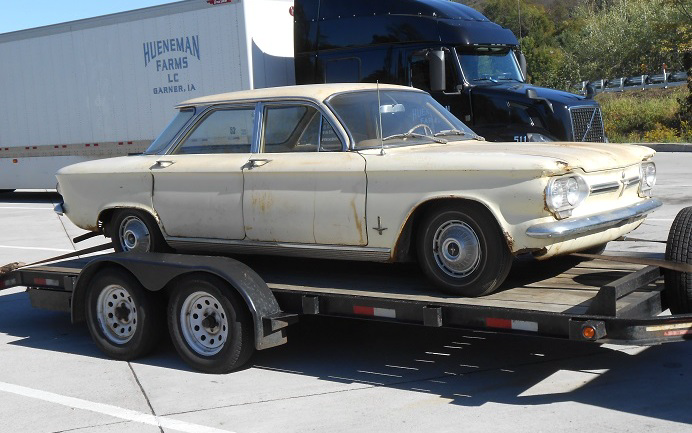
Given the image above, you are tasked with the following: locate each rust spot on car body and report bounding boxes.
[351,199,366,245]
[503,231,515,252]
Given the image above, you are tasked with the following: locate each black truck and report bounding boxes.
[294,0,606,143]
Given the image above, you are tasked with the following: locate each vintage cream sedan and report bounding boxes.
[56,83,661,296]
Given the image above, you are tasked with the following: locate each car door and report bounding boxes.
[151,105,254,240]
[242,102,367,246]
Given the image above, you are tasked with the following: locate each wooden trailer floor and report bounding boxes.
[23,253,664,316]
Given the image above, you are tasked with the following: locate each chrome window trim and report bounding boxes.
[324,88,427,150]
[145,107,197,155]
[257,99,347,153]
[167,103,257,155]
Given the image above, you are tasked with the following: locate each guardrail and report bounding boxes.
[574,71,688,94]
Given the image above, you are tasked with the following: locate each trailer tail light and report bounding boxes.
[582,326,596,340]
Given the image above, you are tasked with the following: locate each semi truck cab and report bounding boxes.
[294,0,606,143]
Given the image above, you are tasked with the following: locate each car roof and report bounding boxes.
[176,83,423,108]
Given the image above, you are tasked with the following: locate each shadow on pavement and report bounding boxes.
[0,289,689,425]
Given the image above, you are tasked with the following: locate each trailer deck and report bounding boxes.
[6,252,690,349]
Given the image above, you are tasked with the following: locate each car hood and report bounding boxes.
[369,140,654,173]
[470,81,589,106]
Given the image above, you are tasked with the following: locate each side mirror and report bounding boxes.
[428,49,446,92]
[526,88,554,113]
[518,51,527,79]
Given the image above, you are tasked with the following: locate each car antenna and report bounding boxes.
[377,81,385,155]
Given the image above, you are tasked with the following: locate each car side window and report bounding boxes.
[262,104,343,153]
[175,108,254,154]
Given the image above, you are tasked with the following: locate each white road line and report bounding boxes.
[0,381,236,433]
[0,245,74,252]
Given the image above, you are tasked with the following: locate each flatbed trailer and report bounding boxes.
[1,244,691,373]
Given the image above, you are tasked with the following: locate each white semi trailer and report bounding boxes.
[0,0,294,191]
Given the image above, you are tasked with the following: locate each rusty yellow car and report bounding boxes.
[56,83,661,296]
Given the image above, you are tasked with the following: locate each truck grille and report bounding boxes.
[569,106,606,142]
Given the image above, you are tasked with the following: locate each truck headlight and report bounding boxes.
[639,162,656,196]
[546,175,589,219]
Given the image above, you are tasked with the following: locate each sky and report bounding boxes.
[0,0,180,34]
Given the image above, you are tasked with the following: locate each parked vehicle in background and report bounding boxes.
[55,83,661,297]
[0,0,608,191]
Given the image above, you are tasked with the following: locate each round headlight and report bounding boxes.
[566,177,580,205]
[643,163,656,188]
[548,179,566,209]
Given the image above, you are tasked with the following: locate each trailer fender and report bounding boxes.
[71,252,290,350]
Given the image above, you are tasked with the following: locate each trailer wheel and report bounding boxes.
[85,268,162,360]
[664,206,692,314]
[417,205,512,296]
[111,209,168,253]
[168,274,253,373]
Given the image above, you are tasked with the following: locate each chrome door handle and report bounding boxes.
[248,158,271,168]
[151,160,174,169]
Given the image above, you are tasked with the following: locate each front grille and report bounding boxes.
[570,106,606,142]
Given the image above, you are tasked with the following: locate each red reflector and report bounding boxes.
[34,278,46,285]
[94,143,99,147]
[85,144,90,147]
[486,318,512,329]
[127,141,133,144]
[118,142,123,145]
[12,159,18,163]
[353,306,375,316]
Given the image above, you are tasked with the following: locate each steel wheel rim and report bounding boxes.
[97,284,138,344]
[180,291,229,356]
[432,220,481,278]
[119,216,151,252]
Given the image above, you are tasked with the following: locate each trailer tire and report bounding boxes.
[168,274,254,373]
[664,206,692,314]
[85,268,163,360]
[417,204,512,297]
[111,209,169,253]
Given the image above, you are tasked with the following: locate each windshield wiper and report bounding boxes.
[434,129,467,137]
[472,77,498,83]
[382,132,447,144]
[434,129,485,141]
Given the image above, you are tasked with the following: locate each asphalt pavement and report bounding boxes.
[0,152,690,433]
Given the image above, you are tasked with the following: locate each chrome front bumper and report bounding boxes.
[54,202,65,216]
[526,198,662,239]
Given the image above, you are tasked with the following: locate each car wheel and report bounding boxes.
[85,268,163,360]
[664,206,692,314]
[417,204,512,296]
[111,209,168,253]
[168,274,254,373]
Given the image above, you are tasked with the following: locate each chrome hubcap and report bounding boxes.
[180,291,229,356]
[119,216,150,252]
[97,284,137,344]
[432,220,481,278]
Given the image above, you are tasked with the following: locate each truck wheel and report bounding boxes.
[168,274,254,373]
[417,205,512,296]
[111,209,168,253]
[85,268,163,360]
[664,206,692,314]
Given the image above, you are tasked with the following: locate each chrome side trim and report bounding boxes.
[526,198,662,239]
[165,238,392,262]
[590,181,620,195]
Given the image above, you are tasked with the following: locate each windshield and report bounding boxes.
[458,47,523,84]
[328,90,478,150]
[144,108,195,154]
